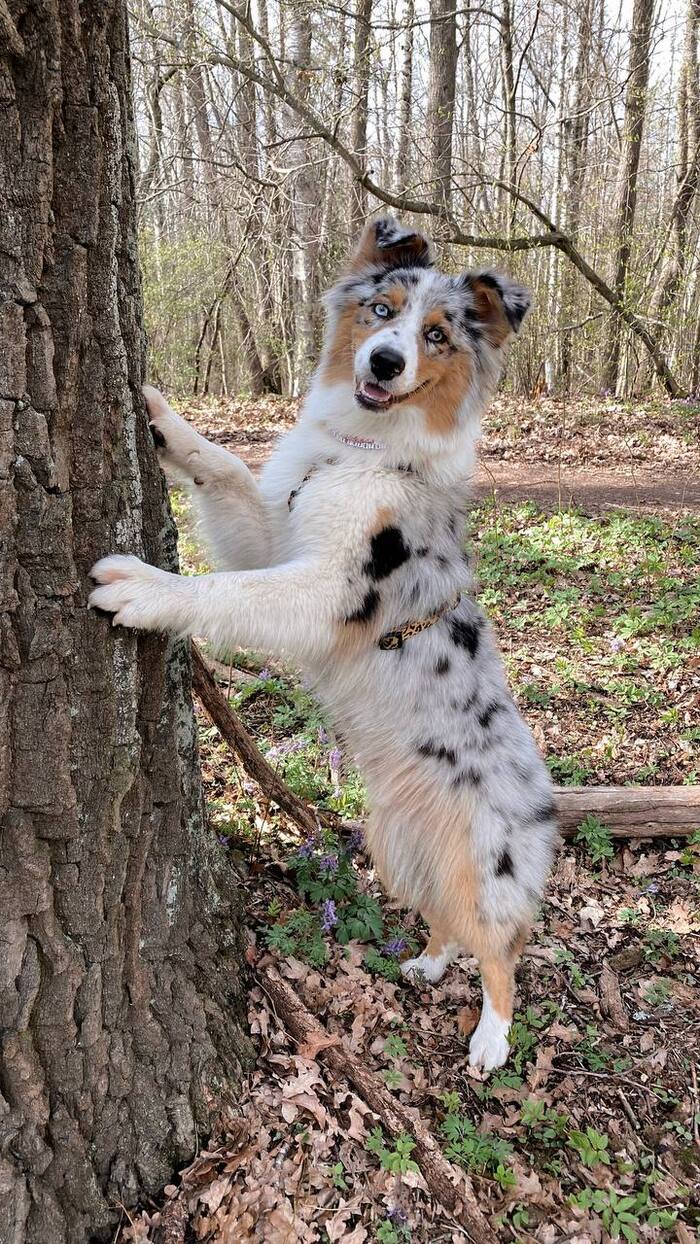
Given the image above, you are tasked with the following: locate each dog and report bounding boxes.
[90,218,558,1071]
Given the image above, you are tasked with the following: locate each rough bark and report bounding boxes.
[603,0,655,393]
[0,5,251,1243]
[427,0,458,210]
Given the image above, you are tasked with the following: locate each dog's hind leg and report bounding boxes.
[144,385,271,570]
[461,928,528,1071]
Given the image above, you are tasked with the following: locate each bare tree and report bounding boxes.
[427,0,459,209]
[351,0,374,225]
[603,0,655,394]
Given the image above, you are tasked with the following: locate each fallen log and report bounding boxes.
[258,961,498,1244]
[192,643,699,840]
[555,785,700,837]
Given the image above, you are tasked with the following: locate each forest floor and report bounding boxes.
[119,396,699,1244]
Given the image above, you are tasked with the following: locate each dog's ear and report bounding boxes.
[349,217,435,273]
[463,272,531,347]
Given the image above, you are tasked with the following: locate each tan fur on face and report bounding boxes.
[322,291,472,431]
[412,350,472,436]
[322,296,407,387]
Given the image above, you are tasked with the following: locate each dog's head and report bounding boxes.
[321,217,530,436]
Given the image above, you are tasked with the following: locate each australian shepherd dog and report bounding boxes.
[90,218,559,1071]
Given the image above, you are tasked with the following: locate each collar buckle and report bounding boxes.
[378,630,404,651]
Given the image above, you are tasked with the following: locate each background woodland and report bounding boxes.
[132,0,700,400]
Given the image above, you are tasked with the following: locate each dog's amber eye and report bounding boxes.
[426,326,446,344]
[372,303,391,319]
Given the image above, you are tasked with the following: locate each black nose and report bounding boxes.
[370,347,405,381]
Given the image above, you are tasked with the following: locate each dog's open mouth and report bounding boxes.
[355,380,430,410]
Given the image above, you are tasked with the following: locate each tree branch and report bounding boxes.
[258,961,499,1244]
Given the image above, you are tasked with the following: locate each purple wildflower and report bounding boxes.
[243,780,256,794]
[388,1207,408,1226]
[319,853,339,874]
[259,667,271,680]
[217,834,229,846]
[645,881,659,894]
[321,898,338,931]
[329,747,342,770]
[346,827,364,855]
[297,836,316,860]
[609,636,624,653]
[383,937,407,959]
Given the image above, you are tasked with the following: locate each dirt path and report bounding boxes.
[226,433,699,514]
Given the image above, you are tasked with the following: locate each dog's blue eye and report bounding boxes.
[426,326,446,344]
[373,303,390,318]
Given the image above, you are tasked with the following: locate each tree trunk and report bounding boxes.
[350,0,373,226]
[394,0,415,195]
[427,0,458,211]
[0,5,251,1243]
[640,0,700,391]
[602,0,655,394]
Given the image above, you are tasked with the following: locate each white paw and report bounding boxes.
[468,1016,511,1072]
[143,385,202,471]
[89,554,186,631]
[401,951,449,985]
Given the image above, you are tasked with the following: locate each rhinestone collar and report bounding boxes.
[329,428,386,451]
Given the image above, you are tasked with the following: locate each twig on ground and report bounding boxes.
[258,959,499,1244]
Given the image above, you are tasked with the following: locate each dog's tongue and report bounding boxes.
[361,382,392,404]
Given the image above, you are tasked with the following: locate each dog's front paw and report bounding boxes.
[143,385,202,471]
[401,951,448,985]
[89,554,188,632]
[464,1007,511,1072]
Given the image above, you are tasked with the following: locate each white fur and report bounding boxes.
[469,988,511,1071]
[401,944,460,984]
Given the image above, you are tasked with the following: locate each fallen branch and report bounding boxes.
[555,786,700,837]
[258,960,499,1244]
[191,641,325,838]
[192,645,699,840]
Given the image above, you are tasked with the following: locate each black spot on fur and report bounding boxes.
[450,617,480,657]
[408,582,420,605]
[528,798,557,824]
[452,765,482,788]
[345,588,380,624]
[495,848,514,878]
[462,692,478,712]
[434,655,450,675]
[365,527,411,580]
[150,424,166,448]
[417,740,458,766]
[478,701,504,729]
[435,554,448,568]
[416,546,429,558]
